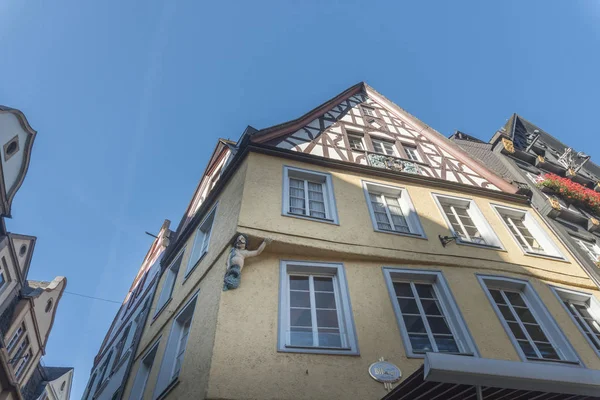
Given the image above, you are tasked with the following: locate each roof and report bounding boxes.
[22,280,51,297]
[44,366,73,381]
[504,114,600,182]
[450,138,516,182]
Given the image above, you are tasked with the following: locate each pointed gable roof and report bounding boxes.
[251,82,516,193]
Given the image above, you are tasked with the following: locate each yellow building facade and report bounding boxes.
[121,84,600,400]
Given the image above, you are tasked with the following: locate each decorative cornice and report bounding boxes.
[501,138,515,154]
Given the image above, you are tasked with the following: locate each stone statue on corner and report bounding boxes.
[223,234,272,291]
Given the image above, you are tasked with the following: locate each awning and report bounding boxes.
[383,353,600,400]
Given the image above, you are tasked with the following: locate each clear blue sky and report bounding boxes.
[1,1,599,397]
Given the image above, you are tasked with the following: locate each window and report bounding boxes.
[45,299,53,313]
[6,323,25,353]
[282,166,338,224]
[403,146,422,162]
[479,276,580,364]
[372,139,396,156]
[11,336,29,363]
[362,106,377,118]
[575,238,600,263]
[363,181,425,237]
[95,351,112,394]
[0,256,10,293]
[278,261,358,355]
[14,349,32,379]
[383,268,477,358]
[61,381,66,391]
[185,205,217,276]
[112,324,131,371]
[129,340,159,400]
[493,205,564,258]
[347,133,364,151]
[154,249,185,317]
[552,287,600,356]
[154,293,198,397]
[83,373,97,400]
[433,194,501,247]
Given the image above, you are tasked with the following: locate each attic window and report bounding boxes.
[362,106,377,118]
[4,136,19,161]
[45,299,53,313]
[61,381,66,391]
[19,245,27,257]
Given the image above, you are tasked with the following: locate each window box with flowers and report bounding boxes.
[537,174,600,230]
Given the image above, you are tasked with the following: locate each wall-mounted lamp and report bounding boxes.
[439,235,459,247]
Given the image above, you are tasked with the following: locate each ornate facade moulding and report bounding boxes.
[501,138,515,154]
[588,217,600,233]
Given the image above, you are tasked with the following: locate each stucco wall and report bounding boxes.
[121,158,248,400]
[201,152,600,399]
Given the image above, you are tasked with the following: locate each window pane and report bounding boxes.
[498,305,515,321]
[427,316,452,334]
[289,276,309,291]
[290,327,313,347]
[403,315,426,333]
[489,289,505,304]
[316,310,339,328]
[397,298,419,314]
[290,291,310,308]
[421,299,442,316]
[318,329,341,348]
[434,336,459,353]
[514,307,536,324]
[504,292,526,307]
[313,277,333,292]
[409,334,432,352]
[508,322,526,340]
[518,340,538,358]
[315,292,336,309]
[393,282,413,297]
[524,324,549,342]
[290,309,312,327]
[415,284,435,299]
[536,342,560,360]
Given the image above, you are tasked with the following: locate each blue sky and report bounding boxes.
[1,0,599,397]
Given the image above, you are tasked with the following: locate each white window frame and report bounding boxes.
[383,268,478,358]
[492,204,565,259]
[14,348,32,379]
[575,238,600,263]
[154,248,185,318]
[371,138,397,156]
[6,323,25,354]
[153,292,198,398]
[277,261,358,355]
[478,275,581,365]
[432,194,502,248]
[185,204,217,276]
[282,166,338,224]
[347,133,365,151]
[128,339,160,400]
[550,286,600,358]
[362,181,425,238]
[403,145,422,162]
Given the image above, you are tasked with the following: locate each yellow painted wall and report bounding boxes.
[127,151,600,400]
[203,152,600,399]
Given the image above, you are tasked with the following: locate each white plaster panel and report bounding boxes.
[355,117,364,126]
[0,113,29,195]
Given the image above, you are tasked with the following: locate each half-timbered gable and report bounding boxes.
[252,83,512,192]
